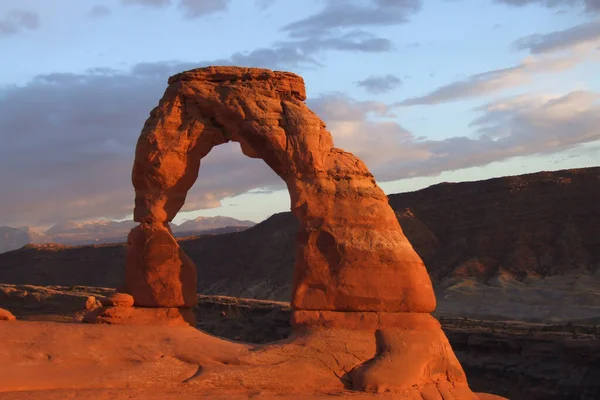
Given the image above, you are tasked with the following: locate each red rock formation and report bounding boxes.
[126,66,435,313]
[121,66,474,396]
[100,292,135,308]
[125,224,197,307]
[0,308,16,321]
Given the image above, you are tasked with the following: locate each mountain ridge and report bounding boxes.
[0,216,256,253]
[1,167,598,311]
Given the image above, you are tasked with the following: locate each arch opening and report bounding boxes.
[170,140,286,227]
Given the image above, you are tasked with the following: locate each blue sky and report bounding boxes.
[0,0,599,227]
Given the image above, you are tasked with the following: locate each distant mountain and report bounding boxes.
[45,220,137,246]
[1,166,598,315]
[45,220,134,235]
[0,227,46,254]
[1,167,599,323]
[173,216,255,237]
[0,216,256,253]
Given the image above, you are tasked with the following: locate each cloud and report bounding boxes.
[355,74,402,94]
[207,31,395,70]
[399,3,600,106]
[0,63,283,227]
[119,0,403,54]
[396,49,594,105]
[282,0,422,38]
[121,0,231,18]
[120,0,275,14]
[178,0,230,18]
[226,47,317,69]
[130,47,316,75]
[312,91,600,182]
[494,0,599,12]
[0,9,40,36]
[1,60,598,227]
[586,0,600,11]
[513,19,600,54]
[273,0,423,56]
[255,0,277,10]
[226,1,418,63]
[121,0,170,7]
[89,5,112,18]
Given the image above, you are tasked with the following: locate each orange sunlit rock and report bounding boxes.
[125,66,435,313]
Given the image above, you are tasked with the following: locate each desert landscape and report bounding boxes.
[0,65,493,400]
[1,165,599,399]
[2,1,600,399]
[1,65,598,400]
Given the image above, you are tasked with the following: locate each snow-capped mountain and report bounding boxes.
[173,216,255,235]
[44,220,138,245]
[0,226,47,253]
[0,216,256,253]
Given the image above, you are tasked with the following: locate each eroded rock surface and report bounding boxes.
[125,66,435,314]
[125,223,197,308]
[3,284,599,399]
[118,66,473,396]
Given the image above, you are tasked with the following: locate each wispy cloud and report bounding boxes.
[3,61,596,227]
[0,63,282,226]
[494,0,599,13]
[396,48,596,105]
[120,0,274,18]
[178,0,230,18]
[355,74,402,94]
[88,5,112,19]
[513,19,600,54]
[282,0,422,38]
[315,91,600,182]
[276,0,422,55]
[0,9,40,36]
[121,0,170,8]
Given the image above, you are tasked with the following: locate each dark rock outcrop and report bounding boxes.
[1,167,597,305]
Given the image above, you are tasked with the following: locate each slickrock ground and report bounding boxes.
[0,309,502,399]
[2,284,599,399]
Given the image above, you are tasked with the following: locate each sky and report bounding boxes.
[1,0,599,228]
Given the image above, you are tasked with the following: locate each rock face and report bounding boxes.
[125,66,435,313]
[122,66,472,395]
[125,224,197,307]
[389,168,600,283]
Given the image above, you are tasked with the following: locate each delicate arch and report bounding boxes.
[123,66,435,315]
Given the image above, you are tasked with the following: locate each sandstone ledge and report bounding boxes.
[291,310,441,331]
[84,306,195,327]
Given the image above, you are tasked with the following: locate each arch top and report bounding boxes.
[167,66,307,102]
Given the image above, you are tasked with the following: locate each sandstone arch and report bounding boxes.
[119,66,477,396]
[124,66,435,315]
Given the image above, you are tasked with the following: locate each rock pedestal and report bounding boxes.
[116,66,476,396]
[124,223,197,308]
[83,292,194,327]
